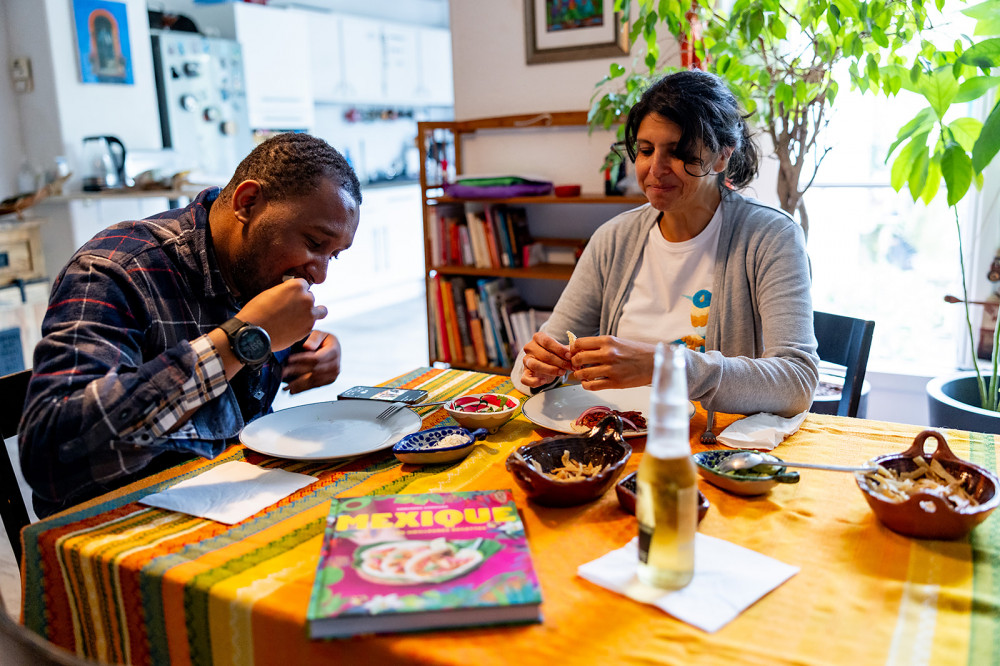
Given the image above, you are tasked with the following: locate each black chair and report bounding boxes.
[0,370,32,566]
[812,311,875,418]
[1,593,97,665]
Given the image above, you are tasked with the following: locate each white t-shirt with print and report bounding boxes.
[616,207,722,352]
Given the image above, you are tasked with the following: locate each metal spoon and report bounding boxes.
[717,450,875,474]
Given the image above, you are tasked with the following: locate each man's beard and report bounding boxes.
[229,224,277,300]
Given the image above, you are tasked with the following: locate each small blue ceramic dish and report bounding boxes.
[693,450,800,496]
[392,426,489,465]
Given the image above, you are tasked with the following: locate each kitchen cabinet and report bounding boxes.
[321,184,424,313]
[383,24,419,105]
[308,16,453,107]
[307,13,346,103]
[338,15,387,105]
[187,3,314,130]
[416,27,454,107]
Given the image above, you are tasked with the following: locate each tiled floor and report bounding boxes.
[0,289,428,616]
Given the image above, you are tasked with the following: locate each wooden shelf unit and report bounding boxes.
[417,111,646,374]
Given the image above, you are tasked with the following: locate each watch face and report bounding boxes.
[237,328,270,363]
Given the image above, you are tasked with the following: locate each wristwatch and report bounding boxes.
[219,317,271,367]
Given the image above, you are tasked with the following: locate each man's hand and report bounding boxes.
[282,330,342,394]
[236,278,328,352]
[570,335,657,390]
[519,331,573,388]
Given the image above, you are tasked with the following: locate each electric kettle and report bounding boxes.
[82,135,127,191]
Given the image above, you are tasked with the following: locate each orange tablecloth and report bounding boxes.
[20,368,1000,665]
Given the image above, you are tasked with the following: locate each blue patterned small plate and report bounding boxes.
[693,450,799,496]
[392,426,489,465]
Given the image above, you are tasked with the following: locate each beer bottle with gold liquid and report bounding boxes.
[636,343,697,589]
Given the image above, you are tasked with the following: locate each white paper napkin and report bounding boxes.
[716,411,808,451]
[139,461,316,524]
[577,535,798,633]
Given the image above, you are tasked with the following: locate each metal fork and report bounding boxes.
[376,402,409,422]
[375,399,450,422]
[700,410,717,445]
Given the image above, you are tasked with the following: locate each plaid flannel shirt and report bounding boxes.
[20,188,288,515]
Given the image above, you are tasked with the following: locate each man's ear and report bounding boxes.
[231,180,264,224]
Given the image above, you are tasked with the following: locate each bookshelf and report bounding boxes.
[417,111,647,374]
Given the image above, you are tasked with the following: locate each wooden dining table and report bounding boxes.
[17,367,1000,665]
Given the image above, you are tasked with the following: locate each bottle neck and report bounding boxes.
[647,342,690,458]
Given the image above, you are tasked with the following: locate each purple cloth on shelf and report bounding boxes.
[443,182,553,198]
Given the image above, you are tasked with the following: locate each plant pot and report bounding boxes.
[810,374,871,418]
[926,371,1000,435]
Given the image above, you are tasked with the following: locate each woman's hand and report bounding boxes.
[570,335,658,390]
[519,331,573,388]
[282,330,342,394]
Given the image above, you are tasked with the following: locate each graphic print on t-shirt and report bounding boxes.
[676,289,711,352]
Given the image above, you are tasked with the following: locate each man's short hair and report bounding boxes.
[219,133,362,207]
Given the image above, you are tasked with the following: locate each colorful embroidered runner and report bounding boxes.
[19,369,1000,665]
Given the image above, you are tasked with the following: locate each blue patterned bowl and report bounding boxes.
[693,450,799,496]
[392,426,488,465]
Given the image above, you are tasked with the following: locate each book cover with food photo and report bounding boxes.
[306,489,542,638]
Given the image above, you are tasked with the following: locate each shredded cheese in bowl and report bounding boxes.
[863,457,978,510]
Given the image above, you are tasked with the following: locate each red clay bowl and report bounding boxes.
[855,429,1000,540]
[506,414,631,507]
[615,471,709,523]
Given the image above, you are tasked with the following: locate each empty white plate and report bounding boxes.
[240,400,422,461]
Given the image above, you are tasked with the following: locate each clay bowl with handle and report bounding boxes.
[856,429,1000,540]
[506,414,631,507]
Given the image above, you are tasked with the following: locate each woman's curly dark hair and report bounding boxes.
[219,133,362,206]
[622,70,759,190]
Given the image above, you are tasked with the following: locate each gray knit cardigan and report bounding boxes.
[510,191,819,417]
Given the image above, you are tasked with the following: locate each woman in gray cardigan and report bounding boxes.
[511,71,818,418]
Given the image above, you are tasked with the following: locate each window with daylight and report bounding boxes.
[803,88,968,376]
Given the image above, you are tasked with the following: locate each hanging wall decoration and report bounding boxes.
[524,0,629,65]
[72,0,134,85]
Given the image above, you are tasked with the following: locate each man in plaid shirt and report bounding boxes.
[19,133,361,517]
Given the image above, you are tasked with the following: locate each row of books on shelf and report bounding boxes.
[429,203,530,270]
[430,274,551,368]
[430,203,583,270]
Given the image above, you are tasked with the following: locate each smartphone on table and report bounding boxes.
[337,386,429,404]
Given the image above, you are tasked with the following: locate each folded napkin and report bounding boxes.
[716,411,808,451]
[577,535,798,633]
[140,461,316,524]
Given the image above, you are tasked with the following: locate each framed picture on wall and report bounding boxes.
[524,0,630,65]
[72,0,134,85]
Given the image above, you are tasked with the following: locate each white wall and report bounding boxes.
[0,2,25,196]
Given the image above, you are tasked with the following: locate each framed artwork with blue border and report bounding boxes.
[72,0,134,84]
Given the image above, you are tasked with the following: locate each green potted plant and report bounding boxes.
[878,5,1000,429]
[590,0,941,236]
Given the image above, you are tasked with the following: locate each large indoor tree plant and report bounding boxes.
[880,3,1000,423]
[591,0,964,237]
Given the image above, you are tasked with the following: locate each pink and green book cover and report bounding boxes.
[307,489,542,638]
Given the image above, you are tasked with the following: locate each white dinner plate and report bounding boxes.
[521,385,694,438]
[240,400,422,461]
